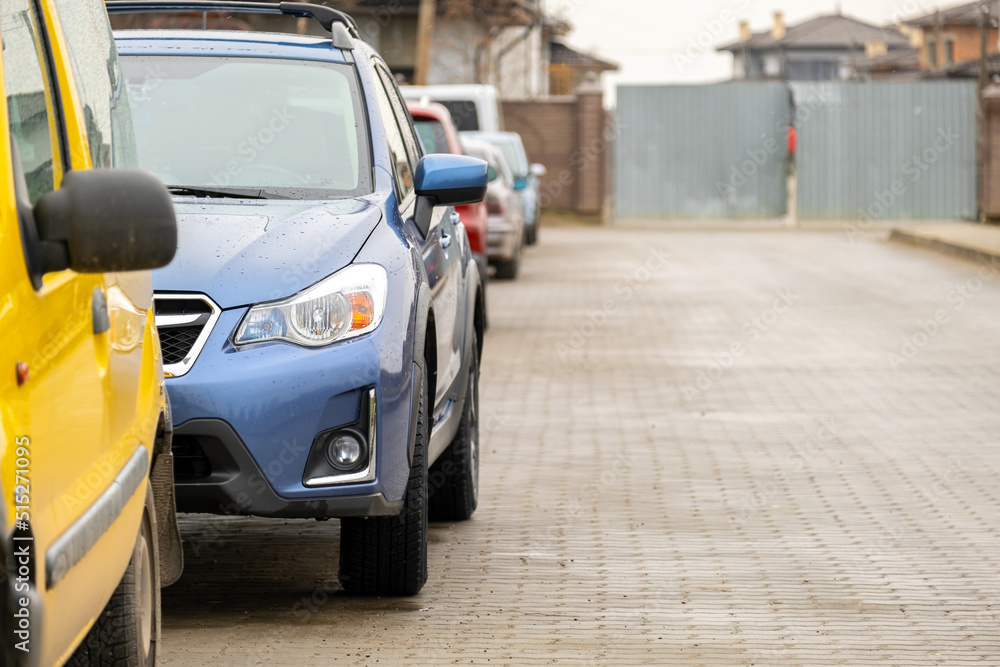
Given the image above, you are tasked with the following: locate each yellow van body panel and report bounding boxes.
[0,2,167,664]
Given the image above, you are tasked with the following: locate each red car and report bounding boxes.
[408,101,489,288]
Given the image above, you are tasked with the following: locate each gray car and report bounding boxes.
[461,131,545,245]
[461,137,525,279]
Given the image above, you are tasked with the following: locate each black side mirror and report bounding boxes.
[33,169,177,274]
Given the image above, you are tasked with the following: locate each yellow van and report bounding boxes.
[0,1,180,665]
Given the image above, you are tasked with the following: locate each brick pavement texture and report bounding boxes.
[160,227,1000,666]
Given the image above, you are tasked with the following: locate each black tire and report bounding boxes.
[68,490,160,667]
[526,219,538,246]
[494,244,521,280]
[339,361,429,596]
[429,331,480,521]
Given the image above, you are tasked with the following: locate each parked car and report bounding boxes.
[0,0,181,665]
[462,131,546,245]
[461,137,525,280]
[401,84,503,133]
[110,1,488,597]
[408,101,490,303]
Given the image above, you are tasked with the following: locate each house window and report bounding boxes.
[762,53,782,78]
[549,65,573,96]
[785,60,839,81]
[926,38,938,68]
[944,38,955,66]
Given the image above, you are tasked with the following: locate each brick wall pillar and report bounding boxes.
[574,79,606,215]
[502,82,610,216]
[983,86,1000,220]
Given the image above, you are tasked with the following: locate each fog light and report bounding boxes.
[326,431,365,471]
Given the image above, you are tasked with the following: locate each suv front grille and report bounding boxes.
[160,325,203,365]
[154,294,221,376]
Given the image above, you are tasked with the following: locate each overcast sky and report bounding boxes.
[543,0,958,90]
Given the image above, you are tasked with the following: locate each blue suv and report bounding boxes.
[109,1,488,596]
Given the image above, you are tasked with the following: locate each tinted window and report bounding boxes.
[413,118,450,154]
[373,68,414,200]
[438,100,478,132]
[51,0,136,168]
[121,56,370,198]
[376,68,421,169]
[3,0,58,204]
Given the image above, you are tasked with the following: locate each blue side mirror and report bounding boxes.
[513,177,528,191]
[413,154,488,237]
[414,154,488,206]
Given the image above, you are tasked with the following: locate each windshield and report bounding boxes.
[120,55,371,198]
[437,100,478,131]
[413,118,450,154]
[494,139,528,179]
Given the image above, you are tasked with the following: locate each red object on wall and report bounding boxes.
[787,126,797,156]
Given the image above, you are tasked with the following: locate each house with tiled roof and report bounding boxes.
[718,11,911,80]
[854,2,1000,80]
[548,40,618,96]
[901,1,999,71]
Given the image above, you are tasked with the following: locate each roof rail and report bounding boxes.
[104,1,360,38]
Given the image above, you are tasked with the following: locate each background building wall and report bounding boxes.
[919,25,999,68]
[503,85,609,214]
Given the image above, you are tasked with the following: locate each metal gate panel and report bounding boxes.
[615,83,790,220]
[793,81,976,220]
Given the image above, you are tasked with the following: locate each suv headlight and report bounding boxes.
[233,264,388,347]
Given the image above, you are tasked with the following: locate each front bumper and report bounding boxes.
[164,306,415,519]
[171,419,402,518]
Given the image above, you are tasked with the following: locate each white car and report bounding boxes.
[402,84,503,133]
[461,137,525,279]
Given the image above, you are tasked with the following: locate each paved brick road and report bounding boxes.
[161,227,1000,666]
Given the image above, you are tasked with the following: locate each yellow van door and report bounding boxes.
[43,0,163,491]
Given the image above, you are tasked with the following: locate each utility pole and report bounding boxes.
[978,0,989,221]
[414,0,437,85]
[980,0,989,94]
[934,10,942,68]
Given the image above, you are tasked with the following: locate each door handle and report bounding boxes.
[92,288,110,335]
[440,232,452,250]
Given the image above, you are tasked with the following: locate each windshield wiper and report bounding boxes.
[168,186,268,200]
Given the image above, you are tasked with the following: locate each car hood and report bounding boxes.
[154,197,382,308]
